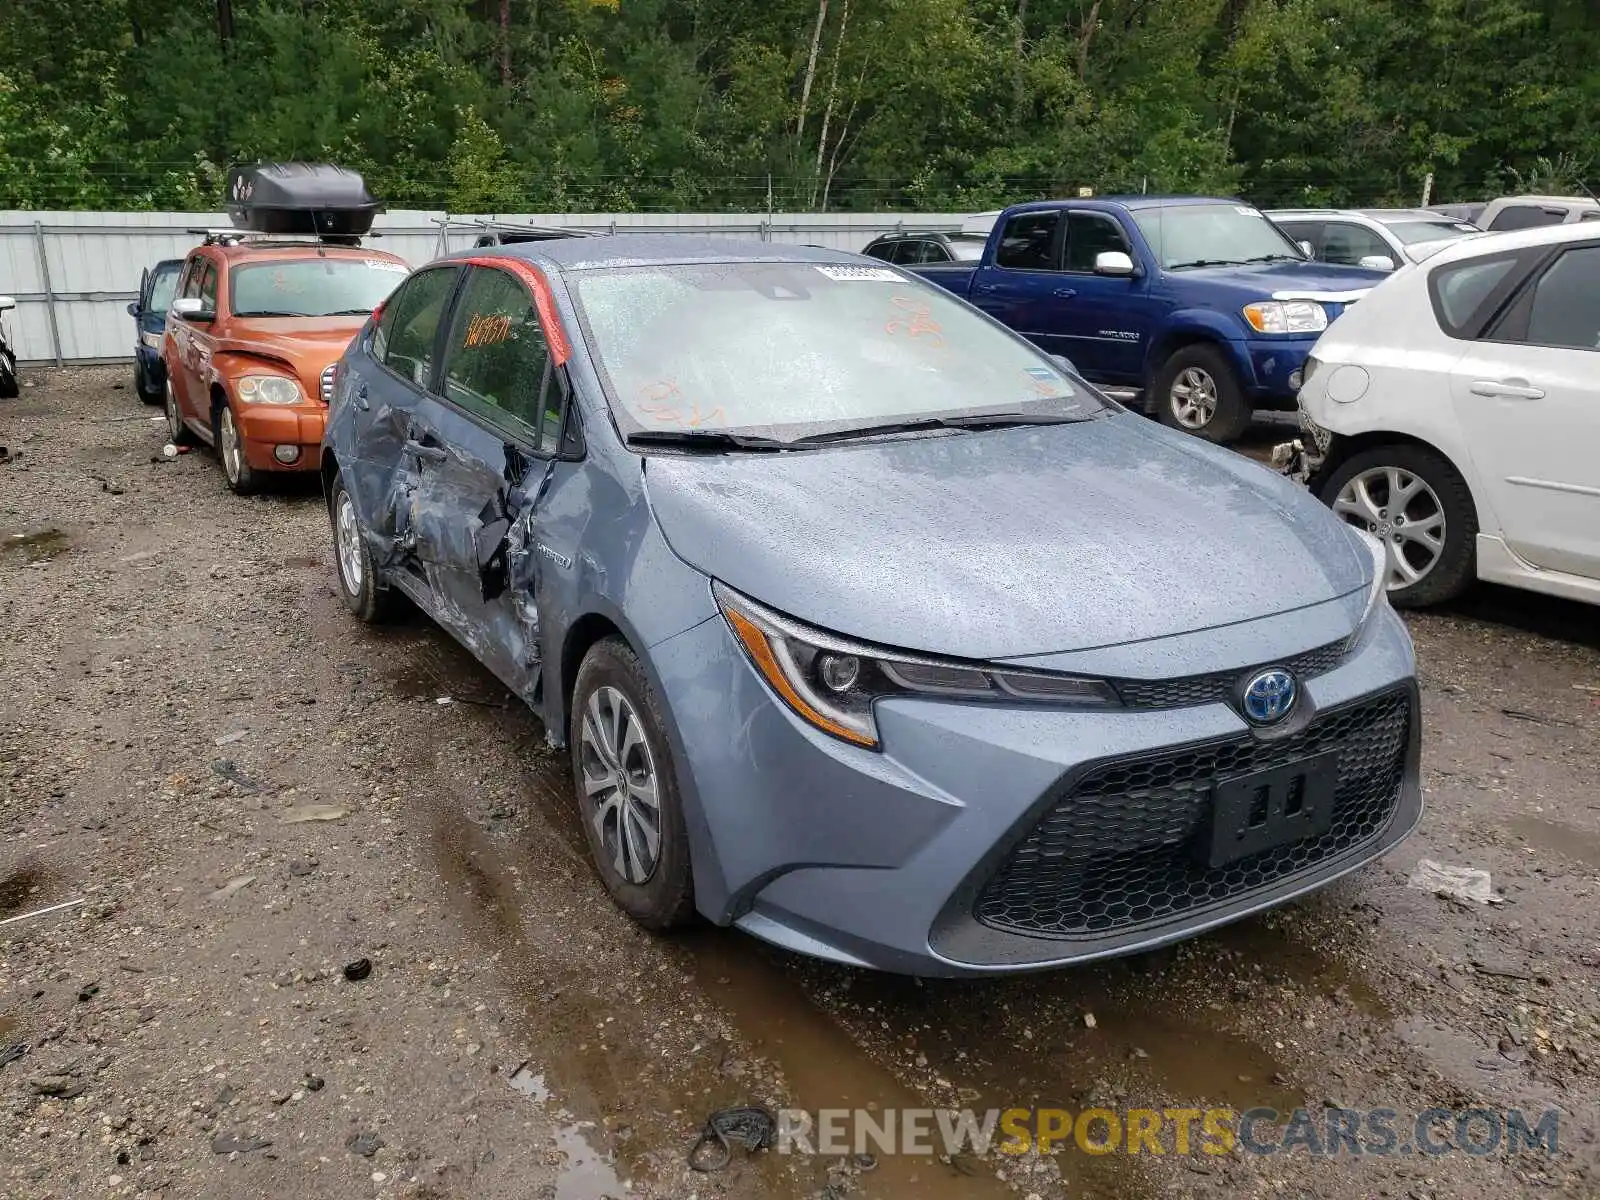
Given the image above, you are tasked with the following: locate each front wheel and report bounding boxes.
[216,402,258,495]
[1153,344,1251,444]
[1318,443,1478,608]
[569,637,695,931]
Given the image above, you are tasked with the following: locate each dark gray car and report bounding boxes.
[320,237,1420,976]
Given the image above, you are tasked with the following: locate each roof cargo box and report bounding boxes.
[226,163,383,240]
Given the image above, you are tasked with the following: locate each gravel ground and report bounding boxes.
[2,367,1597,1200]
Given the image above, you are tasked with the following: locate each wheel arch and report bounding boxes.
[1314,429,1490,532]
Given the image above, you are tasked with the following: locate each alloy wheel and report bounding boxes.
[1334,465,1446,590]
[1169,367,1218,429]
[335,492,364,596]
[578,685,662,885]
[219,407,241,485]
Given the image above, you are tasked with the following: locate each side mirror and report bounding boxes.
[1093,250,1136,277]
[171,296,214,321]
[127,301,141,318]
[1359,254,1396,272]
[1049,354,1078,375]
[1297,240,1315,258]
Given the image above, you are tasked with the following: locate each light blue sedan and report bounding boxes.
[319,237,1420,976]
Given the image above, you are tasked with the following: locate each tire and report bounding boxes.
[164,380,194,445]
[1153,344,1252,444]
[215,399,259,495]
[1318,443,1478,608]
[569,637,695,931]
[328,473,394,622]
[135,360,161,406]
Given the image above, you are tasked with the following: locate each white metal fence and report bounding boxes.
[0,209,965,364]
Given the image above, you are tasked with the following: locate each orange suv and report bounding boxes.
[162,164,409,493]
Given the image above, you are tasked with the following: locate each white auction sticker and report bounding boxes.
[365,259,410,273]
[814,265,902,282]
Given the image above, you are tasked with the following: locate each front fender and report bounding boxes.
[1144,309,1243,376]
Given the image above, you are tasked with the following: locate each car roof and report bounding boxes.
[453,235,866,272]
[1005,196,1249,215]
[1486,194,1599,207]
[1416,219,1600,267]
[198,240,408,265]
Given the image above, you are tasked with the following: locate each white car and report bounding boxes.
[1268,208,1483,272]
[1293,222,1600,608]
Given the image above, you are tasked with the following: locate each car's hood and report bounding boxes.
[644,414,1367,660]
[215,318,366,394]
[1177,260,1386,300]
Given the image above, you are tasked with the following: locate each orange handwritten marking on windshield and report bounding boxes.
[685,405,725,428]
[639,398,726,428]
[885,295,944,346]
[639,379,683,403]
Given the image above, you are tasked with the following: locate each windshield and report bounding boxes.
[229,257,409,318]
[948,235,988,262]
[1382,218,1480,245]
[1132,203,1304,269]
[569,262,1104,441]
[147,265,181,312]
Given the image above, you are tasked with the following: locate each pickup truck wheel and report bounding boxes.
[1154,345,1251,444]
[1318,444,1477,608]
[570,637,696,931]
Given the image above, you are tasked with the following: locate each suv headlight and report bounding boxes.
[139,331,161,349]
[715,583,1118,749]
[236,374,303,405]
[1242,301,1328,334]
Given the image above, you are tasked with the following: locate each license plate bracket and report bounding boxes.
[1207,751,1340,868]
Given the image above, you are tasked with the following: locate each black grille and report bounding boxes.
[973,689,1410,939]
[1114,641,1346,710]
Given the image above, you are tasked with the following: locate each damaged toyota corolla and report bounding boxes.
[320,237,1420,977]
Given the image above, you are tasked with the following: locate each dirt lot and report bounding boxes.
[2,368,1597,1200]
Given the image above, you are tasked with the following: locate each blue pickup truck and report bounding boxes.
[908,196,1387,442]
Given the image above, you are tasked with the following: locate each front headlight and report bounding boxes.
[1242,301,1328,335]
[1345,527,1390,651]
[236,374,303,405]
[139,331,161,350]
[714,583,1119,749]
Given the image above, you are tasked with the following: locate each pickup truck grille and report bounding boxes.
[320,364,336,404]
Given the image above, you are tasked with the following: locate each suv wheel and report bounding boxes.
[1319,443,1478,608]
[164,381,193,444]
[1154,344,1251,443]
[216,402,258,495]
[570,637,695,931]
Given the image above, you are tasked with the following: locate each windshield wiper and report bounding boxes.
[231,310,302,317]
[792,411,1093,444]
[1240,253,1305,264]
[1165,258,1247,270]
[323,308,378,316]
[625,428,788,452]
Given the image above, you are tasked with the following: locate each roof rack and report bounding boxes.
[188,229,381,248]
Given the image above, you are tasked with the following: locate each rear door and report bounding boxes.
[968,209,1070,354]
[167,255,208,417]
[1053,209,1150,382]
[342,264,463,567]
[1449,240,1600,578]
[406,263,566,696]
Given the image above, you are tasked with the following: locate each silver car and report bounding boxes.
[322,238,1421,976]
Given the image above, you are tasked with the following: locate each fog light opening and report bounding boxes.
[1288,369,1304,392]
[273,444,302,464]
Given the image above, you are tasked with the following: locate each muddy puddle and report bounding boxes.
[1507,814,1600,871]
[0,856,60,916]
[0,527,70,564]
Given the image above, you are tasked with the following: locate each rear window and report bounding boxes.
[1383,219,1480,245]
[229,257,409,318]
[1428,254,1521,337]
[947,235,987,262]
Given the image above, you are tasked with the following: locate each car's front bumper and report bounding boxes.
[649,604,1420,977]
[237,406,326,473]
[1238,337,1318,405]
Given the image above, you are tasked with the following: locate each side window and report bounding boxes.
[1063,213,1130,272]
[382,267,459,388]
[439,267,551,444]
[369,290,403,362]
[1320,223,1390,266]
[1519,245,1600,351]
[995,212,1062,271]
[1428,253,1522,338]
[1488,204,1565,232]
[179,257,206,300]
[198,262,219,311]
[1276,222,1321,257]
[862,241,894,263]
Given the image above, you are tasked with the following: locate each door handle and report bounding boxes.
[1053,288,1078,299]
[975,283,998,294]
[1470,379,1545,400]
[404,438,448,463]
[353,382,369,411]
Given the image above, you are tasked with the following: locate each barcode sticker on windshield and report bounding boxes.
[1236,206,1260,217]
[365,259,410,273]
[815,265,901,282]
